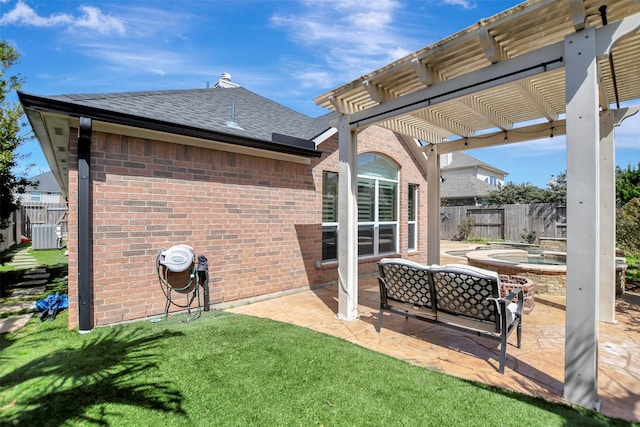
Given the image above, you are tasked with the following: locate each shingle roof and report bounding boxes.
[49,87,323,144]
[28,171,60,193]
[442,152,508,176]
[440,174,497,199]
[303,111,340,140]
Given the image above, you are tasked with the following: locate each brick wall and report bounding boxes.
[66,125,429,328]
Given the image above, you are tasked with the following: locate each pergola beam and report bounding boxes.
[479,27,506,64]
[348,40,565,129]
[411,58,438,86]
[362,80,385,104]
[569,0,586,31]
[430,119,566,155]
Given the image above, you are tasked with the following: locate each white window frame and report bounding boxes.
[408,184,418,252]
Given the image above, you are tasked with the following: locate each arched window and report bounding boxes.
[321,153,399,261]
[356,153,399,257]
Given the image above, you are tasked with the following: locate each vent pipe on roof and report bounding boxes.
[213,72,240,89]
[226,99,244,130]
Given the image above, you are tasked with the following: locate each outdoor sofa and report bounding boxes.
[376,258,524,374]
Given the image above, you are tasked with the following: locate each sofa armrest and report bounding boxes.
[488,287,524,331]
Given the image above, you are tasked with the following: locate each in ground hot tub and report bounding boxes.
[465,249,627,295]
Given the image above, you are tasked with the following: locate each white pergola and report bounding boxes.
[315,0,640,411]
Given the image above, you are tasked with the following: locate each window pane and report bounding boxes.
[322,226,338,261]
[358,225,374,256]
[357,178,375,222]
[322,172,338,222]
[408,184,416,221]
[408,223,416,251]
[378,181,397,221]
[379,224,396,253]
[358,153,398,180]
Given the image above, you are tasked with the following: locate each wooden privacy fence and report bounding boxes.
[440,203,566,241]
[21,202,68,238]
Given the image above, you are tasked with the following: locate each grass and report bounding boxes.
[0,243,637,425]
[625,255,640,290]
[1,311,636,426]
[0,244,68,312]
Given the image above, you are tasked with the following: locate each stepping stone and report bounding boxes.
[25,268,47,275]
[9,286,46,299]
[13,279,48,288]
[0,301,33,315]
[0,314,33,334]
[22,273,50,281]
[10,263,41,270]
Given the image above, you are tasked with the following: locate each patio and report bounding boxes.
[229,241,640,423]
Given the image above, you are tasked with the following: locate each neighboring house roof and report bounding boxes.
[28,171,60,193]
[442,152,508,177]
[440,174,498,199]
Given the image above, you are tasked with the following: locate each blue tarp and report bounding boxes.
[35,292,69,321]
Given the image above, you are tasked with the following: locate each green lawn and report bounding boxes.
[625,255,640,290]
[0,310,635,426]
[0,245,68,307]
[0,244,637,425]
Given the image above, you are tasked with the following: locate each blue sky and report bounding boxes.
[2,0,638,187]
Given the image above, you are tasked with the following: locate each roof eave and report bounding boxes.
[18,91,323,159]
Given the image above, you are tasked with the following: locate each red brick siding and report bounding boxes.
[66,125,428,328]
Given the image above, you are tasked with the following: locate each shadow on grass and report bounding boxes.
[0,325,187,425]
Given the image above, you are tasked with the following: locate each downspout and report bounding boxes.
[77,117,92,332]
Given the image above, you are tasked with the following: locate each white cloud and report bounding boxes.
[443,0,476,10]
[74,6,125,36]
[270,0,416,88]
[77,41,187,77]
[0,1,125,36]
[0,1,72,27]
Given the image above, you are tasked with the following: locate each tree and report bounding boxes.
[546,171,566,203]
[617,197,640,255]
[0,40,32,241]
[485,182,551,204]
[616,163,640,207]
[484,171,567,205]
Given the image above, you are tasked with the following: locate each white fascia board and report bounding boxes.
[313,127,338,146]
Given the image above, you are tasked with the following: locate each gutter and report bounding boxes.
[17,91,322,159]
[77,117,92,332]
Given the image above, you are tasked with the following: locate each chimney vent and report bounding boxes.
[212,72,240,89]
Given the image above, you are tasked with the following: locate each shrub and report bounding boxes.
[455,215,475,241]
[521,229,537,244]
[616,197,640,255]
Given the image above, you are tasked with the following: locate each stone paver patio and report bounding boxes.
[229,241,640,423]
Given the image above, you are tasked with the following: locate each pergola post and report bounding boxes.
[599,110,616,324]
[563,27,601,411]
[426,146,441,265]
[336,115,359,321]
